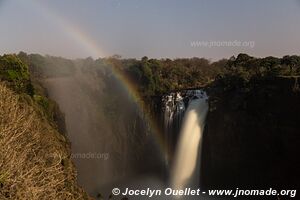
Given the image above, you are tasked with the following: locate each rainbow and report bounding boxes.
[31,0,169,160]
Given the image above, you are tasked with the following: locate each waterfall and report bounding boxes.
[163,92,186,165]
[163,90,208,190]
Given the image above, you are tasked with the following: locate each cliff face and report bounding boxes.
[0,55,89,200]
[201,77,300,190]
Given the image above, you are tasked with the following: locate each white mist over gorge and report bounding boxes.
[40,61,165,198]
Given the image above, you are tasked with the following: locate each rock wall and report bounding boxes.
[201,77,300,192]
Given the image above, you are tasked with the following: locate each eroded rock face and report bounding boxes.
[201,77,300,190]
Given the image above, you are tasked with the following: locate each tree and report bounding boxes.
[282,55,300,74]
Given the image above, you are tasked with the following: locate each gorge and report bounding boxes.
[1,53,299,199]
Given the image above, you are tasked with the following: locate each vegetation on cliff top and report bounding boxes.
[0,54,66,132]
[213,54,300,93]
[0,55,89,199]
[18,52,300,97]
[0,54,34,95]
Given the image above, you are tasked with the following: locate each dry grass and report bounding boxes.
[0,83,90,200]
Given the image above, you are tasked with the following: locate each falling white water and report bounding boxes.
[171,90,208,191]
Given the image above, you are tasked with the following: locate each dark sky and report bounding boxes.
[0,0,300,60]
